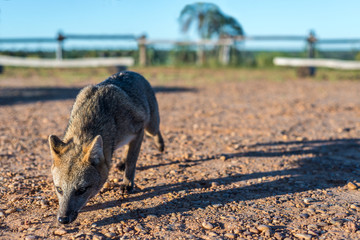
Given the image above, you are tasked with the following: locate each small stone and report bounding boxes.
[10,196,21,203]
[224,222,237,230]
[274,232,284,240]
[303,198,315,204]
[350,204,360,210]
[347,182,358,190]
[108,227,117,233]
[300,213,310,219]
[0,211,4,217]
[104,232,116,238]
[264,229,271,237]
[202,221,214,230]
[220,155,227,161]
[345,221,357,233]
[53,228,67,236]
[249,227,260,234]
[294,233,313,239]
[316,222,328,227]
[224,232,236,239]
[257,224,271,232]
[326,191,334,196]
[307,224,318,230]
[178,190,186,194]
[103,182,110,189]
[135,224,146,232]
[307,230,318,236]
[77,232,88,238]
[92,234,104,240]
[243,230,251,235]
[120,235,130,240]
[212,203,222,208]
[334,212,347,218]
[27,227,36,232]
[24,235,37,240]
[330,219,342,226]
[40,199,49,206]
[208,231,218,237]
[5,208,16,214]
[211,182,220,188]
[306,208,315,214]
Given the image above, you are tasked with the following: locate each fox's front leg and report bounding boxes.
[116,151,127,171]
[120,129,144,194]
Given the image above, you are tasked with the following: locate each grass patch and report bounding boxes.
[0,66,360,87]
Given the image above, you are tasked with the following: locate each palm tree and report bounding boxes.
[179,2,244,39]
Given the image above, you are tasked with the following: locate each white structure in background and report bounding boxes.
[274,57,360,70]
[0,56,134,68]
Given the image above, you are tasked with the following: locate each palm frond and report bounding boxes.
[178,2,244,39]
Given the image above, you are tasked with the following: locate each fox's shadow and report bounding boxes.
[0,86,196,105]
[85,138,360,226]
[0,87,81,105]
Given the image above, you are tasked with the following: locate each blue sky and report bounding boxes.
[0,0,359,50]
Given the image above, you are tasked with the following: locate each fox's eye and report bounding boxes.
[56,187,63,195]
[75,187,88,196]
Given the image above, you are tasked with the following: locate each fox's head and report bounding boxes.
[48,135,109,224]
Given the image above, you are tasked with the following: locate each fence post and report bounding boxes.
[307,31,317,76]
[56,32,65,60]
[197,43,205,66]
[219,37,231,65]
[138,35,147,66]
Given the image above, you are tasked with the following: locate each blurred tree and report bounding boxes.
[179,2,244,39]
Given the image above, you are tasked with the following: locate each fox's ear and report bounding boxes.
[49,135,66,155]
[85,135,104,166]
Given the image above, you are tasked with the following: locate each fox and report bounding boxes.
[48,71,164,224]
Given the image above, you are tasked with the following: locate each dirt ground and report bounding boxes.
[0,68,360,240]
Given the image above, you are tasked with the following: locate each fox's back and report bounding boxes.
[100,71,155,103]
[64,71,157,143]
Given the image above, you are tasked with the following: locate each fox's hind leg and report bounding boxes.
[145,128,165,152]
[154,131,165,152]
[119,129,144,194]
[145,111,165,152]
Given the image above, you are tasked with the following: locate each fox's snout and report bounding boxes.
[57,211,78,224]
[56,191,92,224]
[57,198,81,224]
[58,216,70,224]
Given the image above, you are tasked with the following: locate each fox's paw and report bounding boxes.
[155,136,165,152]
[116,162,126,171]
[119,183,133,194]
[157,142,165,152]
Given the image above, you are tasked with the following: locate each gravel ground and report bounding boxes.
[0,70,360,239]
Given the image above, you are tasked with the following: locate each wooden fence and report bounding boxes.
[1,31,360,71]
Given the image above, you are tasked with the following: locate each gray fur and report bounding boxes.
[49,71,164,224]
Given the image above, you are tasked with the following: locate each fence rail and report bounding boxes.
[0,56,134,68]
[64,34,137,41]
[274,57,360,70]
[0,37,56,43]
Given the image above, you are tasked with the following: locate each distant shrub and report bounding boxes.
[355,52,360,61]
